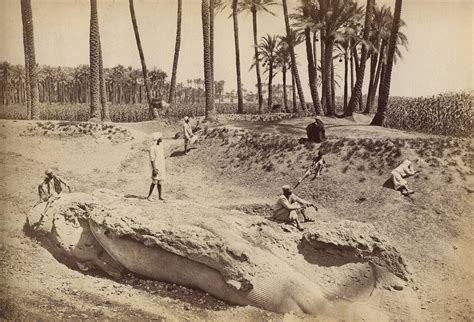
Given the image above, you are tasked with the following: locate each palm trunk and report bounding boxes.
[98,35,110,121]
[312,31,318,71]
[20,0,31,118]
[352,46,363,110]
[345,0,373,116]
[22,0,39,119]
[350,47,354,96]
[209,0,215,103]
[291,70,297,113]
[304,24,322,115]
[364,51,377,113]
[129,0,154,119]
[323,39,334,115]
[283,0,305,113]
[89,0,101,120]
[320,32,326,113]
[365,41,385,113]
[267,61,274,110]
[330,58,335,109]
[202,0,215,120]
[343,51,348,111]
[282,64,288,112]
[371,0,402,126]
[168,0,182,105]
[251,6,263,113]
[232,0,244,114]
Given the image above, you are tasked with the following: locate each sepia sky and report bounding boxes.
[0,0,472,98]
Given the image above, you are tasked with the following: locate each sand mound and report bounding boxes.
[20,121,134,144]
[25,190,414,317]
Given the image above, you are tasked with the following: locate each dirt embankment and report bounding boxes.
[1,118,473,320]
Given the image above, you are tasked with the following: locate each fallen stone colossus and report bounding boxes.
[25,190,410,315]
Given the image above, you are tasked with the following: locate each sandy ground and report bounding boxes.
[0,116,472,321]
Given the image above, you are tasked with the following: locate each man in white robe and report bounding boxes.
[391,159,420,195]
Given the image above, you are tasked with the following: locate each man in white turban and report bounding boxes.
[147,132,166,201]
[38,168,71,202]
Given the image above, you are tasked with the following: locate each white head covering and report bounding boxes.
[151,132,163,141]
[282,184,292,192]
[184,116,189,121]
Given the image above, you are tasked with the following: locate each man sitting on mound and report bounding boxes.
[273,185,316,231]
[306,116,326,143]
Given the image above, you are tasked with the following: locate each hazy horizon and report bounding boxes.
[1,0,472,99]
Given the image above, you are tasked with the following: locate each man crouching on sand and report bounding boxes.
[38,168,71,202]
[273,185,316,231]
[147,132,166,201]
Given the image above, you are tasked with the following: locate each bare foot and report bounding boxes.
[159,197,165,201]
[147,196,153,201]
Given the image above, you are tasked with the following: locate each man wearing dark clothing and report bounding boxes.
[306,117,326,143]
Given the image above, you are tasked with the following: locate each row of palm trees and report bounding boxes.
[215,0,406,124]
[0,63,233,106]
[16,0,404,125]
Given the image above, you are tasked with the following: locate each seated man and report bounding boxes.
[391,159,420,195]
[38,169,71,202]
[273,185,317,231]
[306,117,326,143]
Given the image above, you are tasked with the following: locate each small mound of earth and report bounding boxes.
[20,121,134,143]
[25,190,418,318]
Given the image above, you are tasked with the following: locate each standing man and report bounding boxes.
[147,132,166,201]
[38,169,72,202]
[183,116,196,154]
[273,185,316,231]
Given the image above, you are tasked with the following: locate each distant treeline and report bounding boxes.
[0,62,235,106]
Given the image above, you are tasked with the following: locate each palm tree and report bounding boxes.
[276,40,291,112]
[239,0,277,113]
[21,0,39,119]
[20,0,31,117]
[371,0,402,126]
[232,0,244,114]
[318,0,363,116]
[292,0,322,114]
[202,0,216,119]
[256,34,279,110]
[334,16,360,112]
[365,8,407,113]
[364,4,390,113]
[98,30,110,121]
[129,0,154,119]
[282,0,306,113]
[344,0,373,117]
[168,0,182,105]
[89,0,101,121]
